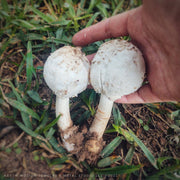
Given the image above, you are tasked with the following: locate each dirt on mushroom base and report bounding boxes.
[62,126,105,163]
[78,132,105,163]
[61,125,87,155]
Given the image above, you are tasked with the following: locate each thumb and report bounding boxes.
[115,84,162,104]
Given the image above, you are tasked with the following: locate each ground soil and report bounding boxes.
[0,127,51,180]
[0,102,179,180]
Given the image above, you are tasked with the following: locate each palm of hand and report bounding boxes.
[127,7,180,102]
[73,6,180,103]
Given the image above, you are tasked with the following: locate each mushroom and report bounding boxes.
[43,46,90,152]
[86,39,145,154]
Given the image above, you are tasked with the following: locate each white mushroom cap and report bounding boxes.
[90,39,145,101]
[43,46,90,98]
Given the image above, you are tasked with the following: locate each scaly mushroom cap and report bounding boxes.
[90,39,145,101]
[43,46,90,98]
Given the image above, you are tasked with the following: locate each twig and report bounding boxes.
[6,132,25,148]
[123,104,141,128]
[146,106,171,126]
[67,158,83,173]
[38,142,58,155]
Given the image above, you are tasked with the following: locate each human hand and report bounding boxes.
[72,1,180,104]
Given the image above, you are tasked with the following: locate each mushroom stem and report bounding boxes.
[89,94,113,139]
[56,97,73,131]
[56,97,75,152]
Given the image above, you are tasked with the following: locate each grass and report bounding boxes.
[0,0,180,179]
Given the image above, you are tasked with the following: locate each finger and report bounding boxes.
[115,84,163,104]
[86,53,96,62]
[72,8,139,46]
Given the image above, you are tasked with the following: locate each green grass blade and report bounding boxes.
[87,0,96,13]
[31,6,54,23]
[43,0,58,20]
[0,98,8,108]
[49,136,66,154]
[16,121,44,139]
[77,0,86,16]
[45,128,55,140]
[79,0,86,9]
[0,10,9,23]
[46,37,71,45]
[1,0,10,12]
[26,41,34,89]
[128,129,158,169]
[157,156,174,168]
[81,161,91,173]
[146,164,180,179]
[27,90,43,103]
[112,0,124,16]
[50,156,68,166]
[96,3,109,18]
[35,111,49,133]
[124,145,135,164]
[55,28,63,39]
[97,156,122,168]
[0,38,12,58]
[9,80,33,129]
[85,12,100,28]
[113,106,126,126]
[73,110,91,125]
[0,108,3,116]
[113,125,158,169]
[100,136,122,158]
[43,115,60,133]
[14,19,37,30]
[25,33,46,41]
[20,112,33,130]
[15,54,26,77]
[51,20,71,26]
[94,164,142,175]
[74,14,91,21]
[8,80,23,102]
[66,0,75,18]
[114,126,134,143]
[88,171,96,180]
[7,98,40,120]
